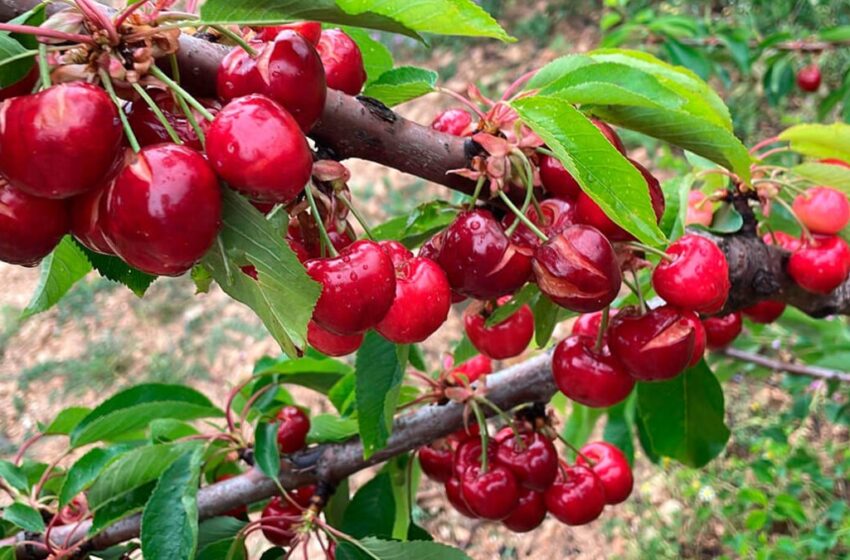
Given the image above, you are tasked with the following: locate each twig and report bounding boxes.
[723,347,850,383]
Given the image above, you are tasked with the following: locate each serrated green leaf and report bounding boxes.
[59,444,138,507]
[89,481,156,534]
[253,355,353,394]
[343,27,393,85]
[355,333,408,458]
[21,237,92,320]
[336,538,470,560]
[659,175,693,240]
[308,414,358,444]
[41,406,91,436]
[792,161,850,192]
[0,461,28,493]
[372,201,458,249]
[76,242,157,297]
[363,66,437,106]
[197,517,248,552]
[149,419,200,444]
[328,372,357,416]
[342,468,429,542]
[2,503,44,533]
[532,294,562,347]
[662,37,712,80]
[253,422,280,481]
[526,55,595,91]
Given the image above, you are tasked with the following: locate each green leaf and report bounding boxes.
[774,494,807,525]
[336,538,470,560]
[202,189,321,357]
[763,56,794,107]
[451,334,478,364]
[372,201,458,249]
[21,237,92,319]
[253,355,353,394]
[604,396,636,466]
[2,503,44,533]
[0,33,32,88]
[363,66,437,106]
[328,372,357,416]
[662,38,712,80]
[705,203,743,234]
[59,444,138,506]
[0,461,28,493]
[344,27,393,85]
[819,26,850,42]
[41,406,91,436]
[532,294,563,347]
[197,517,248,552]
[308,414,358,443]
[526,55,595,91]
[744,509,768,531]
[513,96,667,246]
[791,162,850,193]
[355,333,408,458]
[636,360,730,467]
[197,539,247,560]
[659,175,692,240]
[89,481,157,535]
[779,123,850,161]
[485,284,538,327]
[253,422,281,481]
[562,403,605,458]
[149,419,200,444]
[140,446,203,560]
[77,242,157,297]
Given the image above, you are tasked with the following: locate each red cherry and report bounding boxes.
[576,442,633,505]
[792,187,850,235]
[821,158,850,169]
[533,225,622,313]
[288,218,354,259]
[261,496,301,546]
[276,406,310,454]
[544,464,606,526]
[0,66,37,101]
[217,41,265,101]
[788,235,850,294]
[571,309,617,338]
[797,64,821,92]
[742,300,786,324]
[685,191,713,227]
[591,118,627,154]
[446,354,493,385]
[69,182,114,255]
[316,29,367,96]
[539,154,581,200]
[702,312,743,350]
[463,297,534,360]
[307,321,363,357]
[494,429,558,492]
[763,231,803,253]
[552,335,635,408]
[682,312,706,367]
[291,485,317,508]
[502,489,546,533]
[431,108,473,136]
[445,477,476,518]
[503,197,575,251]
[607,305,698,381]
[103,144,221,276]
[460,463,520,520]
[453,438,498,480]
[652,234,730,314]
[448,422,481,444]
[305,240,397,335]
[126,90,217,151]
[256,21,322,44]
[0,180,69,266]
[56,495,88,526]
[419,443,454,483]
[215,474,248,518]
[0,82,122,199]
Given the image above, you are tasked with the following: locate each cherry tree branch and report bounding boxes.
[722,348,850,382]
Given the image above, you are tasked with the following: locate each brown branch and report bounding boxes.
[723,347,850,383]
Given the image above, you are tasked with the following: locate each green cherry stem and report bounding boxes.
[98,70,140,153]
[336,194,375,240]
[131,82,183,145]
[469,400,490,473]
[497,190,549,242]
[594,306,610,353]
[556,432,595,467]
[505,150,536,237]
[149,66,215,122]
[169,55,207,149]
[36,43,50,88]
[623,241,673,262]
[305,184,339,258]
[211,24,257,56]
[468,175,486,208]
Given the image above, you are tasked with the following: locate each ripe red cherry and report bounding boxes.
[702,312,743,350]
[0,67,37,101]
[276,406,310,454]
[453,439,498,480]
[503,197,576,251]
[544,464,606,526]
[305,240,397,335]
[502,489,546,533]
[289,218,354,259]
[494,429,559,492]
[788,235,850,294]
[419,442,454,483]
[445,477,476,518]
[375,241,452,343]
[0,180,69,266]
[571,309,617,338]
[70,183,114,255]
[0,82,123,199]
[217,41,265,101]
[763,231,803,253]
[103,144,222,276]
[316,29,367,96]
[256,21,322,44]
[742,300,785,324]
[126,90,217,151]
[797,64,821,92]
[447,354,493,385]
[539,154,581,200]
[576,442,633,505]
[608,305,699,381]
[685,191,713,227]
[206,95,312,203]
[533,225,622,313]
[307,321,363,357]
[463,297,534,360]
[431,108,473,136]
[682,312,706,367]
[261,496,302,546]
[652,234,730,314]
[792,187,850,235]
[460,463,520,520]
[552,335,635,408]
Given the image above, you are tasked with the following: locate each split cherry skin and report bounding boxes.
[652,234,730,314]
[463,297,534,360]
[70,183,114,255]
[0,180,69,266]
[552,334,635,408]
[576,442,633,505]
[316,29,368,95]
[276,406,310,454]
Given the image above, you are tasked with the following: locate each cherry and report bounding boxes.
[256,21,322,44]
[290,485,317,508]
[0,67,37,101]
[453,439,498,480]
[503,197,575,251]
[431,108,473,136]
[742,300,786,324]
[375,241,452,343]
[652,234,730,314]
[126,90,217,151]
[702,312,743,350]
[316,29,367,95]
[70,182,114,255]
[576,442,633,505]
[682,312,706,367]
[797,64,821,93]
[494,429,558,492]
[448,422,481,444]
[539,154,581,200]
[276,406,310,454]
[215,474,248,518]
[261,496,302,546]
[445,477,476,518]
[307,321,363,357]
[552,335,635,408]
[463,297,534,359]
[533,224,622,312]
[0,82,123,199]
[685,191,713,227]
[788,235,850,294]
[289,217,355,259]
[792,187,850,235]
[0,180,69,267]
[571,309,617,338]
[591,118,627,154]
[821,158,850,169]
[544,464,606,526]
[502,489,546,533]
[305,240,397,335]
[763,231,803,253]
[217,40,265,101]
[446,354,493,385]
[607,305,698,381]
[460,463,520,520]
[419,442,454,483]
[206,95,312,203]
[103,144,221,276]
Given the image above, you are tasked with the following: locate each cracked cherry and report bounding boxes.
[652,234,730,314]
[571,309,617,338]
[431,108,473,136]
[552,335,634,408]
[257,21,322,44]
[544,464,606,526]
[503,197,575,251]
[463,297,534,359]
[445,477,476,518]
[217,40,265,101]
[685,191,713,227]
[0,82,123,199]
[576,442,633,505]
[261,496,302,546]
[742,300,786,324]
[494,429,558,492]
[127,90,217,151]
[788,235,850,294]
[70,182,114,255]
[305,240,397,335]
[207,94,312,203]
[792,187,850,235]
[447,354,493,385]
[702,312,743,350]
[103,144,221,276]
[0,180,69,266]
[307,320,363,357]
[682,312,706,367]
[797,64,821,92]
[460,463,520,520]
[276,406,310,454]
[533,224,622,312]
[502,489,546,533]
[419,442,454,483]
[317,29,367,95]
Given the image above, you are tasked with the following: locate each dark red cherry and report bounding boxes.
[261,496,301,546]
[288,218,355,259]
[276,406,310,454]
[0,66,37,101]
[797,63,821,92]
[539,154,581,200]
[463,297,534,360]
[571,309,617,338]
[553,335,635,407]
[576,442,633,505]
[682,312,706,367]
[69,182,114,255]
[103,144,221,276]
[448,422,481,445]
[533,225,622,313]
[217,41,265,101]
[0,180,69,266]
[502,197,575,251]
[290,485,317,508]
[206,95,312,203]
[0,82,122,199]
[307,320,363,357]
[591,118,626,154]
[652,234,730,314]
[702,312,743,350]
[305,240,397,335]
[502,489,546,533]
[788,235,850,294]
[544,464,606,526]
[126,90,217,151]
[495,429,558,492]
[316,29,367,96]
[445,477,476,518]
[453,438,498,480]
[431,108,473,136]
[256,21,322,44]
[793,187,850,235]
[460,463,520,520]
[446,354,493,385]
[742,300,785,324]
[419,442,454,483]
[607,305,698,381]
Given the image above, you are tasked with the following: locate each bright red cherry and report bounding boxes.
[502,489,546,533]
[576,442,633,505]
[792,187,850,235]
[797,64,821,92]
[495,429,558,492]
[652,234,730,314]
[0,180,69,266]
[261,496,302,546]
[571,309,617,338]
[763,231,803,253]
[0,67,37,101]
[305,240,397,335]
[0,82,123,199]
[69,182,114,255]
[289,218,354,259]
[307,321,363,357]
[533,225,622,313]
[544,464,606,526]
[742,300,785,324]
[539,154,581,200]
[453,438,498,480]
[685,191,713,227]
[431,108,473,136]
[682,312,706,367]
[256,21,322,44]
[316,29,367,96]
[206,95,312,203]
[445,477,476,518]
[607,305,699,381]
[552,335,635,408]
[702,312,743,350]
[102,144,221,276]
[126,90,217,151]
[503,197,575,251]
[276,406,310,454]
[217,40,265,101]
[463,297,534,360]
[419,442,454,483]
[460,463,520,520]
[446,354,493,385]
[788,235,850,294]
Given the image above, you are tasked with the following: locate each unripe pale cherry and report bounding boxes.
[652,234,730,314]
[316,29,368,95]
[431,108,474,136]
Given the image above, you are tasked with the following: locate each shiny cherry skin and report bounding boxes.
[460,463,520,520]
[544,464,606,526]
[503,197,576,251]
[126,90,217,151]
[463,297,534,360]
[445,477,476,518]
[607,305,699,381]
[495,429,558,492]
[276,406,310,454]
[289,218,354,259]
[533,224,622,313]
[539,154,581,200]
[70,182,114,255]
[763,231,803,253]
[419,442,454,483]
[0,180,69,266]
[576,442,633,505]
[502,489,546,533]
[682,312,706,367]
[552,335,635,408]
[685,191,713,227]
[431,108,473,136]
[103,144,221,276]
[217,41,265,101]
[0,82,123,199]
[792,187,850,235]
[742,300,786,324]
[797,64,821,92]
[453,438,498,479]
[305,240,397,335]
[447,354,493,385]
[571,309,617,338]
[0,66,37,101]
[316,29,367,95]
[788,235,850,294]
[256,21,322,44]
[702,312,743,350]
[652,234,731,314]
[207,95,312,203]
[261,496,301,546]
[307,320,363,357]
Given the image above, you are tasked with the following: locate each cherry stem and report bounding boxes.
[749,136,781,155]
[224,375,259,434]
[631,268,647,313]
[435,87,486,119]
[36,43,50,88]
[468,175,486,208]
[336,194,375,240]
[0,22,95,45]
[497,190,548,242]
[167,55,206,149]
[501,69,538,101]
[594,306,610,353]
[305,184,339,258]
[505,150,536,237]
[12,433,43,466]
[475,395,515,428]
[114,0,151,29]
[752,177,807,196]
[149,66,215,121]
[556,433,595,466]
[469,400,489,473]
[773,196,815,243]
[76,0,119,44]
[623,242,673,262]
[237,383,276,433]
[757,146,792,161]
[131,82,183,145]
[99,70,141,153]
[211,24,258,56]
